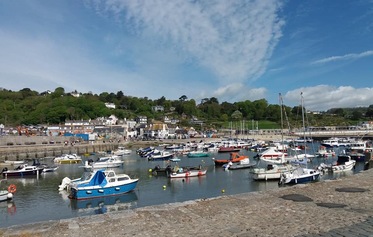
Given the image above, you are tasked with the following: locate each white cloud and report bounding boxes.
[312,50,373,65]
[284,85,373,111]
[210,83,267,103]
[85,0,285,84]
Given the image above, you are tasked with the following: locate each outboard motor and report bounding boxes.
[1,167,8,173]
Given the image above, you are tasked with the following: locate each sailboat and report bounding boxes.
[279,92,320,185]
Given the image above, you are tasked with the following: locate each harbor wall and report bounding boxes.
[0,140,121,162]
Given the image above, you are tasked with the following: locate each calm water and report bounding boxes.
[0,144,365,228]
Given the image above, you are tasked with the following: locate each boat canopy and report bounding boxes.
[78,170,107,187]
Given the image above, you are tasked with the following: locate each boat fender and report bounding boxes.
[8,184,17,193]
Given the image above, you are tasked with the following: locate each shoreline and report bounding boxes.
[1,167,373,236]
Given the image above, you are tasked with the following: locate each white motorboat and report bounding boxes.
[1,164,44,177]
[279,167,320,185]
[113,147,132,156]
[0,180,15,202]
[83,155,124,170]
[251,163,295,181]
[223,158,256,170]
[59,169,138,200]
[54,154,82,164]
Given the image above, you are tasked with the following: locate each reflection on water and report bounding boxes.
[68,191,138,214]
[0,143,367,228]
[0,201,16,224]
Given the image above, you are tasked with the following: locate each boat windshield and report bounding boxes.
[80,172,92,181]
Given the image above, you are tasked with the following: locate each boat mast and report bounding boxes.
[301,92,307,158]
[301,92,305,141]
[279,93,284,144]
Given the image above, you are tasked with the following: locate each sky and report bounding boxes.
[0,0,372,111]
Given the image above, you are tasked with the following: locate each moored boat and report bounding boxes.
[223,158,256,170]
[113,147,132,156]
[148,151,174,161]
[331,155,356,173]
[187,151,210,158]
[218,146,241,153]
[251,163,295,181]
[42,166,59,173]
[168,168,207,178]
[59,169,138,200]
[54,154,82,164]
[0,181,16,202]
[212,152,248,166]
[84,155,124,169]
[279,167,320,185]
[1,164,44,177]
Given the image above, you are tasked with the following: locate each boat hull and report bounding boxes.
[187,153,209,158]
[218,147,241,153]
[168,170,207,178]
[332,160,356,172]
[285,173,320,184]
[0,191,13,202]
[227,164,256,170]
[148,154,173,161]
[70,180,139,200]
[2,168,44,177]
[59,160,82,164]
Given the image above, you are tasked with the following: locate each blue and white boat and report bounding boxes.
[59,169,138,200]
[279,167,320,185]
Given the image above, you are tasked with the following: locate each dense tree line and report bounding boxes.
[0,87,372,129]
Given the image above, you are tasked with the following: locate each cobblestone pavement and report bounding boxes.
[1,168,373,237]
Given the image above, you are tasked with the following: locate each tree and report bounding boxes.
[52,87,65,98]
[351,111,362,120]
[179,95,188,101]
[231,110,243,121]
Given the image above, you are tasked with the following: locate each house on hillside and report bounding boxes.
[152,105,164,112]
[143,122,169,139]
[136,116,147,125]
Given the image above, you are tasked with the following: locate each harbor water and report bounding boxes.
[0,144,365,228]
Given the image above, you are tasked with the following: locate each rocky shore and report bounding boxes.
[2,166,373,237]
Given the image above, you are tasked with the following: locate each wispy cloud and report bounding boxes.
[209,83,267,103]
[284,85,373,111]
[85,0,285,85]
[312,50,373,65]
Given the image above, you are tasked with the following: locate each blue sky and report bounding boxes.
[0,0,372,111]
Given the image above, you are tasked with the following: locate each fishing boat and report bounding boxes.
[212,152,248,166]
[85,155,124,169]
[167,167,207,178]
[1,164,44,177]
[251,163,295,181]
[170,157,181,162]
[256,147,287,163]
[59,169,138,200]
[113,147,132,156]
[279,167,320,185]
[315,146,335,158]
[187,151,210,158]
[223,158,256,170]
[148,151,174,161]
[42,166,59,173]
[54,154,82,164]
[331,155,356,173]
[217,146,241,153]
[0,180,16,202]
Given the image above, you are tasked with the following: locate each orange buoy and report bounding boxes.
[8,184,17,193]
